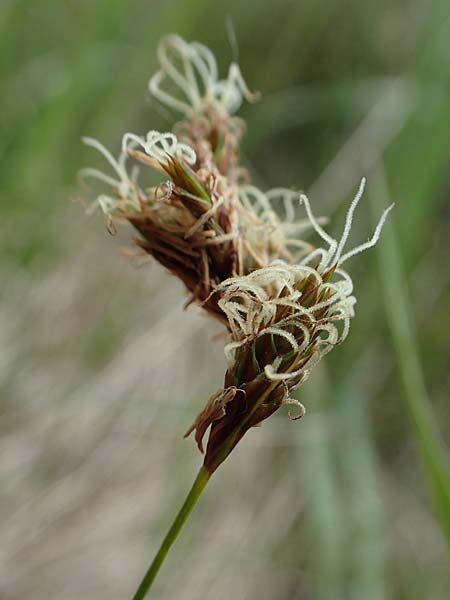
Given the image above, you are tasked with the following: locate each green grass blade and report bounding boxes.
[369,166,450,548]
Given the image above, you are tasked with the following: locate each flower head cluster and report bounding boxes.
[81,35,393,474]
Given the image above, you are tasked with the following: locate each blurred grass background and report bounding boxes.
[1,1,450,598]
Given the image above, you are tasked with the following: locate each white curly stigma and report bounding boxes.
[300,177,394,271]
[122,130,196,166]
[149,35,258,115]
[81,137,140,215]
[238,185,322,259]
[218,179,394,382]
[218,262,355,376]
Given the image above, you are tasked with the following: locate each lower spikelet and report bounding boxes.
[186,181,393,473]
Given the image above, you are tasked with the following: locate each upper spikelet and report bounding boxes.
[80,36,319,321]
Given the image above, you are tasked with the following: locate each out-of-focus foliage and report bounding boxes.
[1,1,449,599]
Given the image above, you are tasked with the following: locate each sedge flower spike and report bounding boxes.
[80,34,393,469]
[79,34,394,598]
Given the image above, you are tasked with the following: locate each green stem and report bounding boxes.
[131,466,211,600]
